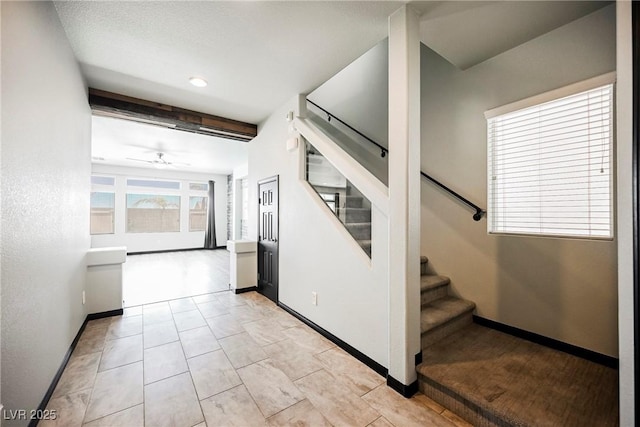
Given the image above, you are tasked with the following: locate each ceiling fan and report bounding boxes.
[126,152,190,168]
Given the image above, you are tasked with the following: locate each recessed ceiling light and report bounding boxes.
[189,77,208,88]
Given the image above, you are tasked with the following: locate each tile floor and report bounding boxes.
[43,291,470,427]
[123,250,230,307]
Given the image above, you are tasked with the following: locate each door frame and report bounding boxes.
[257,175,279,302]
[633,2,640,419]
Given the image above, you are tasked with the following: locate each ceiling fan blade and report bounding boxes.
[125,153,190,167]
[126,157,154,164]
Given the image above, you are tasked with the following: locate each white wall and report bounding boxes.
[386,5,422,385]
[91,164,228,252]
[421,5,618,356]
[616,1,634,423]
[247,96,389,367]
[308,38,389,148]
[1,2,91,423]
[231,163,248,240]
[0,0,4,406]
[304,5,619,357]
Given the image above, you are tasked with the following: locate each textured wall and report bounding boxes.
[1,2,91,423]
[247,96,389,367]
[420,5,618,356]
[303,5,619,357]
[309,39,389,148]
[0,0,3,406]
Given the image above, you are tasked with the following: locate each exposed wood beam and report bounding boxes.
[88,88,257,142]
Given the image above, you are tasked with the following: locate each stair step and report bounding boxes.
[421,274,449,292]
[345,196,364,209]
[344,208,371,223]
[416,323,618,427]
[357,240,371,257]
[420,275,450,306]
[345,222,371,240]
[420,256,429,276]
[421,296,475,332]
[421,296,475,349]
[357,239,371,248]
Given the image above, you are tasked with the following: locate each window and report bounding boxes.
[90,192,115,234]
[91,176,115,186]
[189,196,208,231]
[126,194,180,233]
[320,193,338,214]
[91,175,115,235]
[486,74,614,239]
[127,178,180,190]
[189,182,209,192]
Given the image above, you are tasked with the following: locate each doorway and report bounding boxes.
[257,176,279,303]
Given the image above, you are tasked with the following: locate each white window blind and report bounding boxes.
[486,80,614,239]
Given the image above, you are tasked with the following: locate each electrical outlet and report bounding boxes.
[82,291,86,305]
[311,291,318,306]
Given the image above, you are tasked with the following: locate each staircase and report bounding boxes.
[343,193,372,257]
[418,256,475,353]
[306,149,372,257]
[415,257,618,427]
[299,100,618,426]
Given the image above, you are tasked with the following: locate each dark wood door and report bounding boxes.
[258,176,278,303]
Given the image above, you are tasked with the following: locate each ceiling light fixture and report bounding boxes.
[189,77,208,88]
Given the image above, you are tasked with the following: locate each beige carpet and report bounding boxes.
[417,323,618,427]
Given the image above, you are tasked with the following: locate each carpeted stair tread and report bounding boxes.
[344,207,371,222]
[345,222,372,228]
[420,256,430,277]
[421,297,475,334]
[416,323,618,427]
[345,196,364,208]
[357,240,371,257]
[357,239,371,246]
[421,275,450,292]
[345,222,371,240]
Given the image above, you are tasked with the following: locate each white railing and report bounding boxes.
[295,117,389,216]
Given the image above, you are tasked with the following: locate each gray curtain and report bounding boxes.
[204,180,217,249]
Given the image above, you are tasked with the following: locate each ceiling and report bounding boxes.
[55,1,610,175]
[91,115,248,175]
[414,1,610,70]
[54,1,402,125]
